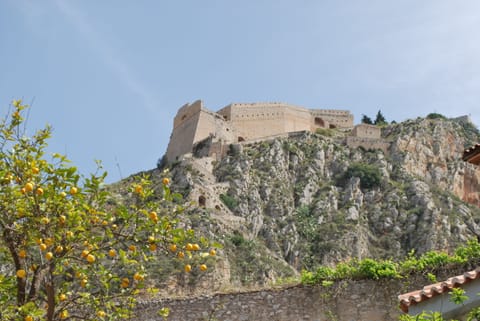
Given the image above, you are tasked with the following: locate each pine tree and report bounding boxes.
[374,110,387,125]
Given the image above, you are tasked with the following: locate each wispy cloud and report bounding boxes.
[51,0,159,114]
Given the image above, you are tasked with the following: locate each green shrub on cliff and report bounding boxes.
[426,113,447,120]
[341,162,382,189]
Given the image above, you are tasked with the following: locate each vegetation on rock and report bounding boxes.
[301,239,480,285]
[195,115,480,284]
[341,162,382,189]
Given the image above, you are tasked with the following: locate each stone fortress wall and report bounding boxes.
[346,123,391,153]
[218,103,310,141]
[166,100,237,162]
[166,100,387,162]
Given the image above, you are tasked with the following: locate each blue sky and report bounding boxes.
[1,1,479,182]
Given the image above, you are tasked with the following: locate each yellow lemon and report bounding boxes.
[108,249,117,257]
[16,269,26,278]
[45,252,53,260]
[86,254,95,263]
[24,182,34,192]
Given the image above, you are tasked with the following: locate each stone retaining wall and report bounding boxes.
[346,136,391,153]
[134,279,404,321]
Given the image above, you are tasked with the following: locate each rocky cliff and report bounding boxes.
[156,116,480,291]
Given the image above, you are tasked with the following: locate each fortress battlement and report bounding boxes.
[165,100,384,162]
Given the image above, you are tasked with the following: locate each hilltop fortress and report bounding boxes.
[166,100,387,162]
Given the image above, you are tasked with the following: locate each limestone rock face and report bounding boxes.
[163,116,480,289]
[385,118,480,206]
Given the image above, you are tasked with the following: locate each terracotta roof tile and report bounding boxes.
[398,267,480,313]
[463,144,480,164]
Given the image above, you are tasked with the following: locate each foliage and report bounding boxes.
[449,288,468,305]
[467,307,480,321]
[301,257,400,285]
[426,273,437,283]
[358,258,398,280]
[398,311,447,321]
[0,101,213,321]
[342,162,382,189]
[227,144,241,157]
[302,239,480,320]
[301,239,480,285]
[374,110,388,125]
[361,115,373,125]
[315,128,334,137]
[156,154,168,170]
[219,193,238,211]
[226,231,287,285]
[426,113,447,120]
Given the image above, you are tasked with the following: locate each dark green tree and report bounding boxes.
[361,115,373,124]
[374,110,387,125]
[343,162,382,189]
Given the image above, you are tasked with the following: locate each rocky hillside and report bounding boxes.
[149,116,480,292]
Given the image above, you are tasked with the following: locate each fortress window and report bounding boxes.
[238,136,245,142]
[329,124,337,129]
[199,196,206,207]
[181,115,187,121]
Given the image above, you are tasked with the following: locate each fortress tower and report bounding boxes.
[165,100,236,162]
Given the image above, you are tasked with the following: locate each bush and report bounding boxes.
[302,238,480,286]
[343,162,382,189]
[315,128,333,137]
[220,193,238,210]
[358,258,398,280]
[426,113,446,120]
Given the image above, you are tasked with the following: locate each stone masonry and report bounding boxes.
[132,265,475,321]
[165,101,355,162]
[134,279,405,321]
[346,123,391,153]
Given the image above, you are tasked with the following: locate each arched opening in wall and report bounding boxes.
[198,196,206,207]
[238,136,245,142]
[181,114,187,121]
[314,117,325,127]
[329,124,337,129]
[215,205,221,210]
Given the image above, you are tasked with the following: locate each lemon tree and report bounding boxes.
[0,101,212,321]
